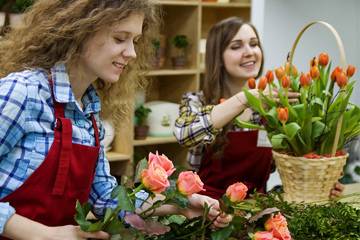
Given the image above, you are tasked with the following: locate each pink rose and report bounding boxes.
[225,182,248,203]
[148,151,176,176]
[265,213,292,240]
[253,231,273,240]
[177,171,205,196]
[141,163,170,194]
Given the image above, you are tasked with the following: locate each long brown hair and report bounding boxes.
[0,0,161,123]
[203,17,264,156]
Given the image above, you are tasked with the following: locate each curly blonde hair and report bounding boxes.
[0,0,160,124]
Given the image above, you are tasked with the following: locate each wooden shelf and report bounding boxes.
[201,2,251,8]
[134,136,178,146]
[157,0,199,6]
[106,152,130,162]
[146,69,199,76]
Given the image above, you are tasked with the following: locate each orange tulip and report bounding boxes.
[281,75,290,89]
[265,70,274,83]
[336,72,348,88]
[331,66,342,81]
[346,65,356,77]
[310,56,318,68]
[310,66,320,80]
[275,66,285,81]
[257,76,268,91]
[300,72,311,87]
[248,78,256,89]
[277,107,288,124]
[318,52,329,66]
[285,62,298,77]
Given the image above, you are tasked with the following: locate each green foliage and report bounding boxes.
[11,0,34,13]
[254,192,360,240]
[152,39,161,50]
[135,105,152,126]
[172,35,189,49]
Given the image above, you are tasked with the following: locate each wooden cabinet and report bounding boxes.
[107,0,251,181]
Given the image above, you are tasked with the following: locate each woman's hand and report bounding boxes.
[181,193,232,228]
[329,181,345,199]
[48,225,110,240]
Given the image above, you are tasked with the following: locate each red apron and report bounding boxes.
[0,79,100,236]
[198,130,272,199]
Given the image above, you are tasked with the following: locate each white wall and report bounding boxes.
[252,0,360,105]
[251,0,360,189]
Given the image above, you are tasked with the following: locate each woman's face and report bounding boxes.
[222,24,262,81]
[79,12,144,83]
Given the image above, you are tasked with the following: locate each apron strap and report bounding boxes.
[52,117,73,195]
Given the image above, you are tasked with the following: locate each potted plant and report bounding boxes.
[151,35,166,69]
[134,104,152,140]
[237,21,360,203]
[0,0,33,30]
[171,34,189,69]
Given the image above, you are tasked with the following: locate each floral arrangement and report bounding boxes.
[75,152,293,239]
[238,52,360,157]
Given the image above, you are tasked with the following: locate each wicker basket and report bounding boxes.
[273,151,347,203]
[274,21,349,203]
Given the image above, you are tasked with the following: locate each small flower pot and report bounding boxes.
[134,125,149,140]
[171,56,187,69]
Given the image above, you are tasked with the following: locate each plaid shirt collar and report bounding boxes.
[50,62,101,114]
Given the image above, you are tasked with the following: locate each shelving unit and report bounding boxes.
[107,0,251,180]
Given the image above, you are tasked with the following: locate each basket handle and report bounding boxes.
[287,21,347,156]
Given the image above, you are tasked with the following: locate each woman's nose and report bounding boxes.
[123,41,137,59]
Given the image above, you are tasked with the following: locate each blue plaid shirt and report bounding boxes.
[0,63,132,233]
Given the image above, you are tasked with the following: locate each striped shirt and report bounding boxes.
[174,91,261,171]
[0,63,132,233]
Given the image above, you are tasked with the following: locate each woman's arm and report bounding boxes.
[174,92,221,148]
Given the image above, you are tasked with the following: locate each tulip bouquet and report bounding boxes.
[75,151,207,239]
[239,53,359,157]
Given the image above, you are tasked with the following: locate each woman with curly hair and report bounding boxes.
[0,1,231,239]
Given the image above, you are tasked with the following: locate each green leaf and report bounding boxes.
[234,117,264,130]
[293,104,305,123]
[173,191,189,208]
[284,122,301,140]
[271,134,288,149]
[312,121,326,139]
[167,215,187,225]
[243,88,266,116]
[104,218,125,235]
[117,186,135,212]
[134,158,148,183]
[211,224,234,240]
[75,201,93,231]
[86,221,104,232]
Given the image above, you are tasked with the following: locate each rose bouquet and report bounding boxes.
[75,151,207,239]
[236,21,360,202]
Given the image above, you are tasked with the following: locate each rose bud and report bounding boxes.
[331,66,342,81]
[310,66,320,80]
[257,76,268,91]
[281,75,290,89]
[275,66,285,81]
[277,107,289,124]
[318,52,329,66]
[336,72,348,88]
[225,182,248,203]
[148,151,176,176]
[253,231,273,240]
[248,78,256,89]
[285,62,298,77]
[300,72,311,87]
[346,64,356,77]
[177,171,205,196]
[141,163,170,194]
[265,70,274,83]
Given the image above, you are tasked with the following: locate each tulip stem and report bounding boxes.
[128,183,144,198]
